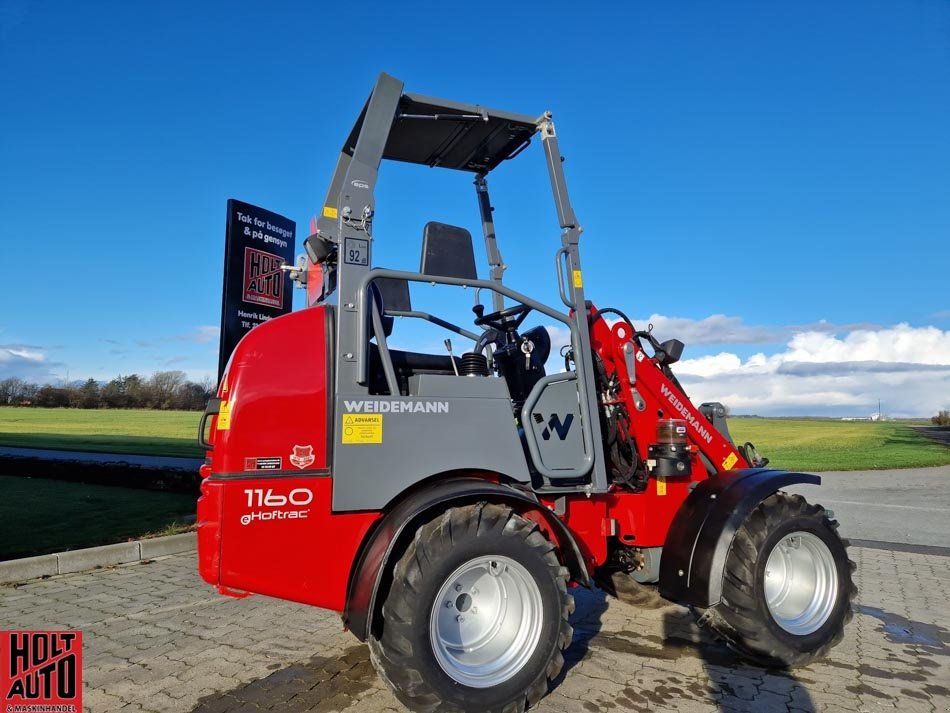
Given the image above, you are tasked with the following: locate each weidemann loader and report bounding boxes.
[198,72,855,713]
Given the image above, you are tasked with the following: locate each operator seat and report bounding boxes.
[367,281,460,395]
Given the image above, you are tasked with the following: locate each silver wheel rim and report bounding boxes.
[429,555,543,688]
[764,531,838,635]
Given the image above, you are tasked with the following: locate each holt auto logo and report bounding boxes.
[1,630,82,711]
[243,247,285,308]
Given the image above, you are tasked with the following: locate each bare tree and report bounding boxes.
[148,370,187,409]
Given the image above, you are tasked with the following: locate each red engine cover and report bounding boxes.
[198,306,381,611]
[209,307,331,474]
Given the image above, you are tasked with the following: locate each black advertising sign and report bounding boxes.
[218,199,296,380]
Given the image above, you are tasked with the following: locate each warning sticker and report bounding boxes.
[572,270,583,288]
[656,475,667,496]
[722,452,739,470]
[217,400,231,430]
[322,206,338,219]
[342,413,383,444]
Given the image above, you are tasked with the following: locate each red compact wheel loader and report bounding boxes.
[197,73,855,713]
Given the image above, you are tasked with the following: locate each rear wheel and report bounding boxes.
[369,503,574,713]
[697,492,855,667]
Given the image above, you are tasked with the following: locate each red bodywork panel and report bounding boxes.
[197,306,381,611]
[208,307,330,474]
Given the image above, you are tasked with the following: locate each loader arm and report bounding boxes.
[588,310,749,474]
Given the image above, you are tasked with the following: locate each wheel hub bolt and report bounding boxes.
[457,615,465,623]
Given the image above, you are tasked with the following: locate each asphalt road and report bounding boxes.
[787,465,950,549]
[0,445,201,470]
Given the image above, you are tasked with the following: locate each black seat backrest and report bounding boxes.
[374,277,412,313]
[368,282,394,338]
[421,222,478,281]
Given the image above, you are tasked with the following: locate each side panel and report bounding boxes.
[331,395,531,511]
[524,375,588,476]
[216,476,380,611]
[658,469,821,607]
[604,475,695,548]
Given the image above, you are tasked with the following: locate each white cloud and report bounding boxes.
[190,326,221,344]
[535,320,950,416]
[634,314,779,344]
[674,324,950,417]
[0,344,61,382]
[628,313,883,346]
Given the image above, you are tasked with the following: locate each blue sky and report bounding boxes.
[1,1,948,416]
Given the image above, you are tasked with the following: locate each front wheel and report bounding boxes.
[369,502,574,713]
[697,492,856,667]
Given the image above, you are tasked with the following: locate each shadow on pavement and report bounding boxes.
[662,607,816,711]
[190,644,375,713]
[555,584,610,685]
[553,583,817,711]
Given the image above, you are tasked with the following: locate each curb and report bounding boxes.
[0,532,196,584]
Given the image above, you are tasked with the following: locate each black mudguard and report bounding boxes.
[344,477,590,642]
[658,468,820,608]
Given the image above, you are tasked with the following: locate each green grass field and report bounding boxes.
[729,418,950,471]
[0,475,196,561]
[0,407,948,471]
[0,407,202,457]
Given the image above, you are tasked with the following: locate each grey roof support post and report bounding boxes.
[315,150,352,246]
[333,72,405,394]
[539,115,609,493]
[474,175,505,312]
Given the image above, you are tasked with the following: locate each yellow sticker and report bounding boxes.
[722,452,739,470]
[217,400,231,430]
[572,270,583,288]
[656,475,667,496]
[342,413,383,444]
[322,206,338,219]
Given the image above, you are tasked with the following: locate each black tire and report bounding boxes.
[369,502,574,713]
[696,492,856,668]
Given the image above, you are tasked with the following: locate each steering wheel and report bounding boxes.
[473,303,533,333]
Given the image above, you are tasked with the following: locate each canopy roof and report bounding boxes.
[344,92,539,174]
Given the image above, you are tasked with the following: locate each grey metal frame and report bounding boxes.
[384,310,481,343]
[315,72,608,498]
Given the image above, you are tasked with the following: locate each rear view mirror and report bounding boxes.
[420,222,477,281]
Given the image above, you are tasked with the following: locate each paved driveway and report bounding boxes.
[787,465,950,548]
[1,547,947,713]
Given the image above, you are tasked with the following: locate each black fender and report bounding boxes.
[344,477,590,642]
[658,468,820,608]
